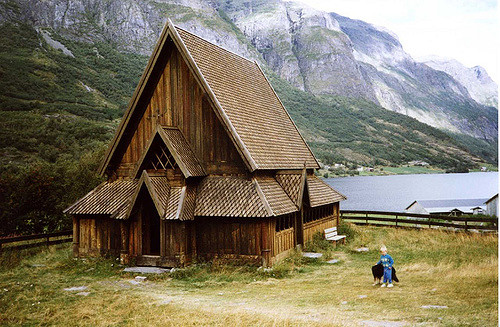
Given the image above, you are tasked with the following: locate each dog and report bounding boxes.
[372,263,399,284]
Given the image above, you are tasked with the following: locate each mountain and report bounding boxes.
[0,0,497,170]
[420,56,498,109]
[214,1,497,141]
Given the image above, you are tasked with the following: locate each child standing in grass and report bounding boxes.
[377,246,394,288]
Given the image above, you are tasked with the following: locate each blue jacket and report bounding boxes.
[377,254,394,269]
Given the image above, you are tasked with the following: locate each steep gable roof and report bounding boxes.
[176,28,319,170]
[99,19,319,175]
[132,125,206,178]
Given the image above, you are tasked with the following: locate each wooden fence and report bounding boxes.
[0,230,73,251]
[340,210,497,232]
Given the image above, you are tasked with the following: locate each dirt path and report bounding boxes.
[101,276,418,327]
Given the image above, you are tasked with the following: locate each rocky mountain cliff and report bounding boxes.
[420,56,498,108]
[329,13,497,140]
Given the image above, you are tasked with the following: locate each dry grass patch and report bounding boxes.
[0,226,497,326]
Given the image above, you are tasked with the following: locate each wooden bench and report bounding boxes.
[324,227,346,244]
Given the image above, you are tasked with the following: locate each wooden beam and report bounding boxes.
[72,216,79,257]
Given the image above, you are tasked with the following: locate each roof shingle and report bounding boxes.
[254,176,297,216]
[194,176,269,217]
[63,180,138,216]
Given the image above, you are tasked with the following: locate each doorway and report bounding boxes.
[141,196,161,256]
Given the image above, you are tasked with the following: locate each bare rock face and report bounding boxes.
[421,56,498,108]
[6,0,259,60]
[221,1,375,100]
[331,12,497,140]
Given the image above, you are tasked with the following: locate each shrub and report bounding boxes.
[337,221,358,242]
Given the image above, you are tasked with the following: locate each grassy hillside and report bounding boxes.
[0,226,497,326]
[0,22,145,167]
[267,71,485,168]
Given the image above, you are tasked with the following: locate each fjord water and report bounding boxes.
[325,172,498,212]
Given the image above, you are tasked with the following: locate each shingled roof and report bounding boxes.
[132,125,206,178]
[176,27,319,170]
[306,174,346,207]
[63,180,138,216]
[99,20,319,175]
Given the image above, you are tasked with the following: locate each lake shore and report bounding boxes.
[318,163,497,178]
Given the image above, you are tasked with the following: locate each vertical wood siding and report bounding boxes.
[302,203,340,243]
[117,47,245,176]
[195,217,271,261]
[274,228,295,257]
[77,217,121,256]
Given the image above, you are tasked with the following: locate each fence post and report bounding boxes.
[366,213,368,225]
[465,219,468,232]
[428,216,431,229]
[395,215,398,227]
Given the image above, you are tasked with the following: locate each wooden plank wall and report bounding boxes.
[302,203,340,243]
[274,228,295,257]
[78,217,121,257]
[117,47,245,176]
[303,216,335,243]
[195,217,267,258]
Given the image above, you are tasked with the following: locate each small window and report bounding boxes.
[276,213,294,232]
[303,204,334,223]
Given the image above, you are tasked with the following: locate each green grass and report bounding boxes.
[378,165,445,175]
[0,225,496,326]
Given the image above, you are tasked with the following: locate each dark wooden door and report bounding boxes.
[141,197,161,256]
[295,211,303,246]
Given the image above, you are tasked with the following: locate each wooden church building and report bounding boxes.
[64,20,346,267]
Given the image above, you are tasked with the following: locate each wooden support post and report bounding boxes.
[261,220,271,267]
[72,216,79,257]
[120,220,130,265]
[366,213,368,225]
[395,215,398,227]
[428,217,431,229]
[465,219,468,232]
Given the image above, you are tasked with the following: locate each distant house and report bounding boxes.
[408,160,429,166]
[405,199,489,216]
[471,206,485,215]
[485,194,498,217]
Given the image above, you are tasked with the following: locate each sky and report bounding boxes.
[293,0,498,83]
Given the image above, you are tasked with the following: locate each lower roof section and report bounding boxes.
[194,176,269,217]
[307,174,347,207]
[63,179,138,216]
[64,172,346,219]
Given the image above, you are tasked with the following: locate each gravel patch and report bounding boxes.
[123,267,170,274]
[421,305,448,309]
[63,286,88,292]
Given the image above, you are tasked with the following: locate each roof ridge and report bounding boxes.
[174,25,257,65]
